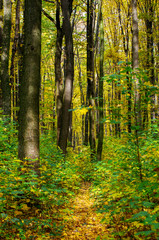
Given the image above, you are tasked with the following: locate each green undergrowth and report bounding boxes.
[0,118,82,239]
[90,126,159,239]
[0,116,159,239]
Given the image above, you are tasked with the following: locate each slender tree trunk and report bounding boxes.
[97,0,104,161]
[55,0,64,145]
[132,0,141,128]
[132,0,143,181]
[76,47,85,144]
[117,1,132,133]
[145,1,155,121]
[0,0,3,109]
[87,0,96,157]
[84,108,89,145]
[10,0,20,121]
[58,0,74,154]
[18,0,41,174]
[1,0,12,116]
[145,2,155,85]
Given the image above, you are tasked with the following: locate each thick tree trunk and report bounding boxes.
[97,1,104,161]
[1,0,12,116]
[58,0,74,154]
[18,0,41,174]
[87,0,96,157]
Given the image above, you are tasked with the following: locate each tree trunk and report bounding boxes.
[132,0,143,181]
[117,1,131,133]
[132,0,141,129]
[10,0,20,121]
[76,46,85,144]
[1,0,12,116]
[0,0,3,109]
[97,0,104,161]
[58,0,74,154]
[55,0,64,145]
[18,0,41,174]
[87,0,96,158]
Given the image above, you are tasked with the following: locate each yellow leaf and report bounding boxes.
[21,204,30,211]
[14,211,23,216]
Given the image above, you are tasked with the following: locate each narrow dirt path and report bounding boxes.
[59,182,109,240]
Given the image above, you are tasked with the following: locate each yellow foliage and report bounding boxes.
[14,211,23,216]
[21,204,30,211]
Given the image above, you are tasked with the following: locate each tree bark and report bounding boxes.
[18,0,41,174]
[1,0,12,116]
[10,0,20,121]
[55,0,64,145]
[76,46,85,144]
[0,0,3,109]
[97,0,104,161]
[58,0,74,154]
[132,0,141,129]
[87,0,96,158]
[132,0,143,181]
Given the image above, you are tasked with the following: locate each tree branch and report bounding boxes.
[43,0,55,4]
[42,9,56,25]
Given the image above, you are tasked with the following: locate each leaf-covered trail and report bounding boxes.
[59,182,109,240]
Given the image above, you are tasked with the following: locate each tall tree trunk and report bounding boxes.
[55,0,64,145]
[87,0,96,157]
[132,0,141,128]
[1,0,12,116]
[18,0,41,174]
[145,1,155,85]
[145,1,155,121]
[97,0,104,161]
[117,1,131,133]
[10,0,20,121]
[58,0,74,154]
[0,0,3,109]
[76,46,85,144]
[132,0,143,181]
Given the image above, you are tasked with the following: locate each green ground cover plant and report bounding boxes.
[91,127,159,239]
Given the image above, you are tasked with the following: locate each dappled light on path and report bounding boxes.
[60,182,109,240]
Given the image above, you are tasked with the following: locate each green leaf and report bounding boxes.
[135,230,154,236]
[132,211,149,219]
[96,236,101,240]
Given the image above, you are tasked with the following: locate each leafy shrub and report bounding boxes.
[91,125,159,239]
[0,124,81,239]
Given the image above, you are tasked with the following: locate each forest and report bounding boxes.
[0,0,159,239]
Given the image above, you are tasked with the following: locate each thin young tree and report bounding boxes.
[18,0,41,174]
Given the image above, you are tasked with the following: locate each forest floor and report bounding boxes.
[57,182,109,240]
